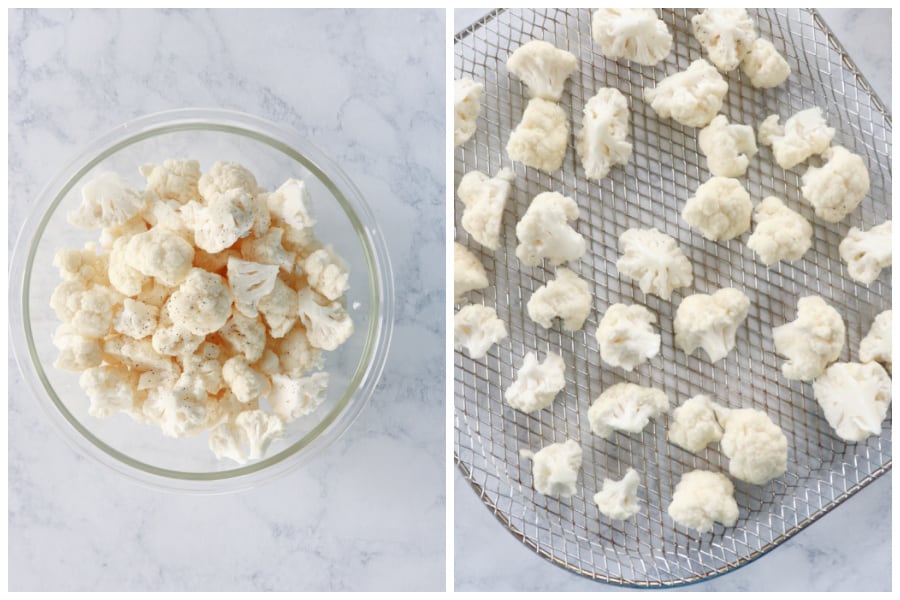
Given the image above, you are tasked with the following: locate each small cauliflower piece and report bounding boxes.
[112,298,159,340]
[98,215,147,250]
[227,257,279,318]
[590,8,672,66]
[258,278,299,339]
[454,304,507,360]
[239,227,296,273]
[79,365,139,419]
[296,288,355,351]
[697,115,758,178]
[504,352,566,414]
[219,312,267,363]
[277,325,323,377]
[741,38,790,88]
[108,237,148,296]
[51,282,122,340]
[198,160,259,199]
[102,335,172,373]
[593,468,641,520]
[151,303,204,357]
[839,220,892,284]
[456,168,515,251]
[506,98,569,172]
[181,342,225,395]
[746,196,813,265]
[165,267,233,336]
[643,59,728,128]
[454,78,483,146]
[190,188,257,253]
[575,87,632,181]
[801,146,870,223]
[588,382,669,439]
[515,192,586,267]
[52,324,103,372]
[139,159,201,204]
[668,395,727,454]
[674,288,750,363]
[719,408,788,484]
[268,372,329,422]
[234,409,286,460]
[526,268,591,331]
[454,242,489,302]
[682,177,752,241]
[520,439,582,498]
[68,172,146,230]
[691,8,758,72]
[303,247,350,301]
[616,228,693,300]
[124,228,195,287]
[266,178,315,232]
[506,40,577,101]
[52,244,109,286]
[813,362,892,442]
[667,470,739,533]
[760,107,835,170]
[595,303,660,371]
[859,310,891,374]
[773,296,845,381]
[221,356,270,405]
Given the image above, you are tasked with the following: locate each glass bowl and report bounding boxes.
[9,108,394,493]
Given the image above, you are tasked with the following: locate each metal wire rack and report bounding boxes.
[454,8,891,587]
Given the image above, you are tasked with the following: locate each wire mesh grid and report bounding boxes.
[454,8,891,587]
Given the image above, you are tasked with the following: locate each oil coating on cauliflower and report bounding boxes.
[682,177,752,241]
[520,439,582,498]
[697,115,758,178]
[801,146,870,223]
[594,468,641,520]
[741,38,790,88]
[644,59,728,128]
[591,8,672,66]
[504,352,566,414]
[454,78,483,146]
[68,172,146,230]
[668,395,727,454]
[746,196,813,265]
[595,303,660,372]
[239,227,296,273]
[588,382,669,439]
[454,242,489,302]
[506,98,569,172]
[773,295,845,381]
[691,8,758,72]
[506,40,577,102]
[454,304,507,360]
[515,192,586,267]
[219,312,267,363]
[667,470,739,533]
[142,373,210,437]
[575,88,632,181]
[616,228,693,300]
[719,408,788,485]
[674,288,750,363]
[456,168,515,251]
[139,159,201,204]
[813,361,892,442]
[526,267,592,331]
[839,220,891,284]
[859,310,891,374]
[759,108,835,170]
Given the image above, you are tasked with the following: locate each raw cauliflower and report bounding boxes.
[591,8,672,66]
[506,98,569,172]
[454,304,507,360]
[520,439,582,498]
[239,227,296,274]
[68,172,146,230]
[234,410,286,460]
[644,59,728,128]
[124,228,195,287]
[504,352,566,414]
[227,257,280,318]
[588,382,669,439]
[668,395,727,454]
[595,303,660,371]
[139,159,201,204]
[682,177,752,241]
[526,268,592,331]
[52,325,103,372]
[839,220,892,284]
[691,8,758,72]
[616,228,693,300]
[257,277,299,339]
[52,244,109,286]
[719,408,788,484]
[296,288,354,351]
[221,356,270,404]
[50,281,122,340]
[813,361,892,442]
[219,312,267,363]
[79,365,139,419]
[457,168,516,251]
[746,196,813,265]
[859,310,891,374]
[575,88,632,181]
[801,146,870,223]
[697,115,758,178]
[454,242,489,302]
[674,288,750,363]
[189,188,257,253]
[303,247,350,301]
[593,468,641,520]
[667,470,739,533]
[165,268,233,336]
[759,107,835,170]
[773,296,845,381]
[506,40,578,102]
[266,178,315,232]
[454,78,483,146]
[112,298,159,340]
[741,38,790,88]
[268,372,329,422]
[515,192,586,267]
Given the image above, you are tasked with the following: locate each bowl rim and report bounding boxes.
[9,107,395,494]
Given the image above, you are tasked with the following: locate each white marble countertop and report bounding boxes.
[453,8,891,592]
[8,9,445,592]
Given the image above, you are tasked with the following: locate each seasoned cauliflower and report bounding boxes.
[773,296,845,381]
[759,107,835,170]
[112,298,159,340]
[504,352,566,414]
[454,78,483,146]
[859,310,891,374]
[181,342,224,395]
[588,382,669,439]
[151,311,204,358]
[719,408,788,484]
[741,37,790,88]
[165,267,233,336]
[520,439,582,498]
[219,312,266,363]
[591,8,672,66]
[801,146,870,223]
[79,365,139,419]
[227,257,279,318]
[68,172,146,230]
[593,468,641,520]
[140,159,201,204]
[643,59,728,128]
[222,356,270,404]
[276,325,323,377]
[239,227,296,273]
[616,228,693,300]
[515,192,586,267]
[454,242,489,302]
[668,395,727,454]
[697,115,758,177]
[268,372,329,422]
[674,288,750,363]
[257,278,299,339]
[575,87,632,181]
[52,324,102,372]
[813,361,892,442]
[142,373,209,437]
[682,177,752,241]
[454,304,507,360]
[124,228,195,287]
[296,288,354,351]
[266,178,315,232]
[746,196,813,265]
[691,8,758,72]
[667,470,739,533]
[457,168,515,251]
[839,220,892,284]
[190,188,257,253]
[506,98,569,172]
[303,247,350,301]
[506,40,577,102]
[526,267,592,331]
[595,303,660,371]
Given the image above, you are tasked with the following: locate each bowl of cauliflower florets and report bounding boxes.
[10,108,394,492]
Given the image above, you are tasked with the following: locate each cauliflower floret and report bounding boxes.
[50,281,122,339]
[239,227,296,273]
[773,296,845,381]
[219,312,266,363]
[142,197,194,242]
[575,87,632,181]
[506,40,577,101]
[164,268,233,336]
[839,220,892,284]
[198,160,259,199]
[454,242,489,302]
[102,335,172,373]
[139,159,201,204]
[112,298,159,340]
[682,177,752,241]
[506,98,569,172]
[616,228,693,300]
[595,303,661,371]
[108,236,148,296]
[303,247,349,301]
[268,372,329,422]
[135,279,173,308]
[588,382,669,439]
[741,37,790,88]
[190,188,257,253]
[801,145,870,223]
[208,421,249,464]
[258,277,299,339]
[181,342,225,395]
[674,288,750,363]
[860,310,891,374]
[266,178,315,232]
[667,470,739,533]
[136,360,181,392]
[52,324,102,372]
[515,192,586,267]
[68,172,146,230]
[227,257,279,318]
[79,365,139,419]
[520,439,582,498]
[813,362,892,442]
[151,303,204,357]
[697,115,758,177]
[277,325,323,377]
[719,408,788,484]
[746,196,813,265]
[142,373,209,437]
[454,304,507,360]
[760,108,835,170]
[590,8,672,66]
[98,215,147,250]
[457,168,515,251]
[124,228,195,287]
[221,356,270,404]
[643,59,728,128]
[593,468,641,520]
[254,349,280,376]
[504,352,566,414]
[454,78,483,146]
[757,114,783,147]
[52,244,109,286]
[526,268,591,331]
[234,410,286,460]
[668,395,727,454]
[296,288,354,351]
[692,8,757,72]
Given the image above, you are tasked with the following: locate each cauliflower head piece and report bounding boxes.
[227,257,279,318]
[741,37,790,88]
[454,242,489,302]
[616,228,693,300]
[697,115,758,178]
[454,78,483,146]
[667,470,739,533]
[746,196,813,265]
[801,146,870,223]
[674,288,750,363]
[760,107,835,170]
[124,228,195,287]
[526,267,592,331]
[506,98,569,172]
[773,296,845,381]
[668,395,727,454]
[644,59,728,128]
[457,168,515,251]
[79,365,140,419]
[53,324,103,372]
[521,439,582,498]
[813,361,892,442]
[506,40,577,102]
[454,303,507,360]
[839,220,891,284]
[859,310,891,374]
[691,8,757,72]
[588,382,669,439]
[68,172,146,230]
[683,177,752,241]
[591,8,672,66]
[515,192,586,267]
[595,303,661,372]
[296,288,354,352]
[165,267,233,336]
[593,468,641,520]
[576,87,632,181]
[268,372,329,422]
[504,352,566,414]
[139,159,201,204]
[719,408,788,484]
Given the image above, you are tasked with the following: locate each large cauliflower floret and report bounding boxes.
[189,188,257,253]
[515,192,586,267]
[79,365,139,419]
[52,324,103,372]
[181,341,224,395]
[68,172,146,230]
[591,8,672,66]
[859,310,891,374]
[644,59,728,128]
[697,115,758,178]
[108,236,147,296]
[759,107,835,170]
[454,242,489,302]
[719,408,788,484]
[691,8,757,72]
[296,288,354,351]
[504,352,566,414]
[506,98,569,172]
[616,228,693,300]
[593,468,641,520]
[576,87,632,181]
[234,410,286,460]
[50,281,122,339]
[142,373,209,437]
[276,325,323,377]
[257,277,299,339]
[839,220,892,284]
[813,361,892,442]
[198,161,259,199]
[454,304,507,360]
[454,78,483,146]
[741,38,790,88]
[151,305,204,358]
[668,395,727,454]
[303,247,350,301]
[520,439,582,498]
[674,288,750,363]
[221,356,270,405]
[124,228,195,287]
[682,177,752,241]
[239,227,296,274]
[219,312,267,363]
[52,244,109,286]
[588,382,669,439]
[139,159,201,204]
[801,146,870,223]
[667,470,739,533]
[526,267,592,331]
[506,40,578,102]
[165,267,233,336]
[227,257,279,318]
[595,303,660,371]
[773,296,845,381]
[457,168,516,251]
[112,298,159,340]
[268,372,329,422]
[746,196,813,265]
[266,178,315,232]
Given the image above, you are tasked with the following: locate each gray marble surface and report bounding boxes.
[453,8,892,592]
[8,8,445,591]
